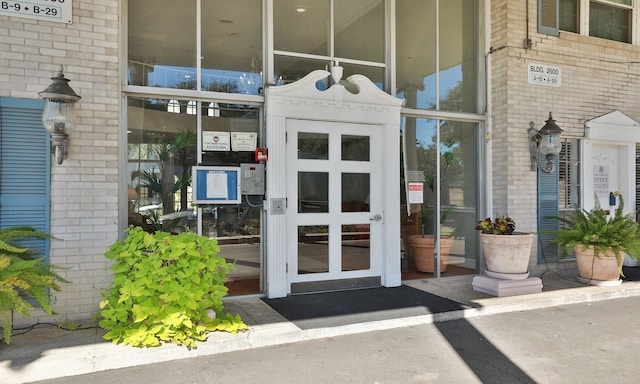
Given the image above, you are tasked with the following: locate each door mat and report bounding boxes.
[262,285,469,330]
[622,266,640,281]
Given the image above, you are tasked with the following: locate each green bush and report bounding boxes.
[0,226,69,344]
[99,227,246,348]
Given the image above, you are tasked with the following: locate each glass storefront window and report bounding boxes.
[401,117,479,273]
[334,0,385,62]
[128,0,263,95]
[396,0,479,113]
[274,0,386,89]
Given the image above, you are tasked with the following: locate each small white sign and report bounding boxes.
[0,0,72,23]
[593,165,609,197]
[528,63,561,87]
[231,132,257,151]
[203,131,230,151]
[408,182,424,204]
[206,172,228,199]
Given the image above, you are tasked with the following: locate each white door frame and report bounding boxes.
[582,111,640,214]
[264,70,403,298]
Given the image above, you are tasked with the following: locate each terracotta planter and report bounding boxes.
[480,233,534,274]
[408,235,453,273]
[574,245,621,282]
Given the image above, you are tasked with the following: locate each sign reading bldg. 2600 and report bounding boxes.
[1,0,72,24]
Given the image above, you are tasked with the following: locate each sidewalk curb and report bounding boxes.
[3,278,640,383]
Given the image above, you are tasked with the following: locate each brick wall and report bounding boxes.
[0,0,120,324]
[492,0,640,273]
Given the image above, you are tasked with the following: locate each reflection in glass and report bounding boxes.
[298,132,329,160]
[274,0,330,55]
[127,0,263,94]
[298,225,329,274]
[396,0,436,109]
[342,173,370,212]
[299,172,329,213]
[335,0,385,62]
[342,224,370,271]
[396,0,479,112]
[202,0,263,95]
[127,0,197,89]
[401,117,479,271]
[342,135,370,161]
[274,56,329,86]
[439,0,478,112]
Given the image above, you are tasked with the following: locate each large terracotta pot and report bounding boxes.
[480,233,534,274]
[574,245,621,282]
[408,235,453,273]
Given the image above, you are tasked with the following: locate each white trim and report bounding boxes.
[265,70,403,298]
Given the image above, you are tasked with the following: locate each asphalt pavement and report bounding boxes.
[2,272,640,383]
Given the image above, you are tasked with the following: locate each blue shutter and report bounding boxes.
[538,0,559,37]
[0,97,50,259]
[537,158,559,263]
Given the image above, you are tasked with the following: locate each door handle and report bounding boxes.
[370,214,382,222]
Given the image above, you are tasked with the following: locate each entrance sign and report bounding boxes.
[1,0,72,23]
[192,166,241,204]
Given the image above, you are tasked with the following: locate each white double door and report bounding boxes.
[285,119,383,289]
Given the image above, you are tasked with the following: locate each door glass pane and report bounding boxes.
[128,0,197,89]
[274,0,330,55]
[299,172,329,213]
[342,173,370,212]
[342,224,370,271]
[335,0,385,62]
[299,132,329,159]
[201,0,263,95]
[298,225,329,274]
[342,135,370,161]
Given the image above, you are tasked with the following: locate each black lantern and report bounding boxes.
[38,66,81,165]
[528,112,564,173]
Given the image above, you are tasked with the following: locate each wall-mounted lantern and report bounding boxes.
[528,112,564,173]
[38,65,81,165]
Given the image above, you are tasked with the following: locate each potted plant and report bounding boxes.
[550,193,640,284]
[0,227,69,344]
[475,215,534,277]
[408,205,453,273]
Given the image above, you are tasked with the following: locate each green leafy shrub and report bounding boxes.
[99,227,246,348]
[0,226,69,344]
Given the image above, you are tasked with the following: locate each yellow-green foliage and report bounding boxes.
[99,227,246,348]
[0,227,68,344]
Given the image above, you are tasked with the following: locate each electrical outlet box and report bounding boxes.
[240,163,265,195]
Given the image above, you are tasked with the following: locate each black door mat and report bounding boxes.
[622,266,640,281]
[262,285,469,330]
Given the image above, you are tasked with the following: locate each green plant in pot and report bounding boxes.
[475,215,534,277]
[550,193,640,284]
[408,205,453,273]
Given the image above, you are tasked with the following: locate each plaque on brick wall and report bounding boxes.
[1,0,72,24]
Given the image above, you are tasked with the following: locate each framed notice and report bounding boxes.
[192,166,241,204]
